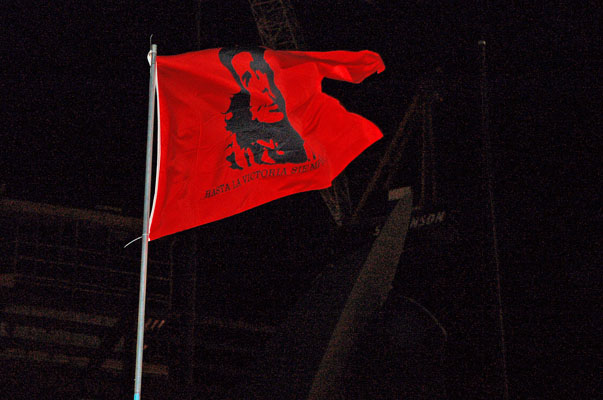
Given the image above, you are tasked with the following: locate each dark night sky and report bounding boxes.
[1,1,599,398]
[2,1,597,213]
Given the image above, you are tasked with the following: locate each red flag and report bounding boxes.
[149,48,385,240]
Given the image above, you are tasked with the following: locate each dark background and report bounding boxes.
[1,1,599,399]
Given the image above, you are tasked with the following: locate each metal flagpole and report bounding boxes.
[134,43,157,400]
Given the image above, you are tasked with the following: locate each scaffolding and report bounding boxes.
[0,198,283,398]
[0,199,172,397]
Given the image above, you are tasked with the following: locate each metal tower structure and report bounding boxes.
[248,0,304,50]
[246,1,444,225]
[247,0,355,226]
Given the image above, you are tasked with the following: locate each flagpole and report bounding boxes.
[134,43,157,400]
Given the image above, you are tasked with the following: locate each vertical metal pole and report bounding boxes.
[426,100,437,203]
[478,39,510,400]
[134,43,157,400]
[420,99,427,208]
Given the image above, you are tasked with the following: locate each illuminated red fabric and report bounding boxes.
[149,48,384,240]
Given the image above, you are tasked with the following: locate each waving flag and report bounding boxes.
[149,48,385,240]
